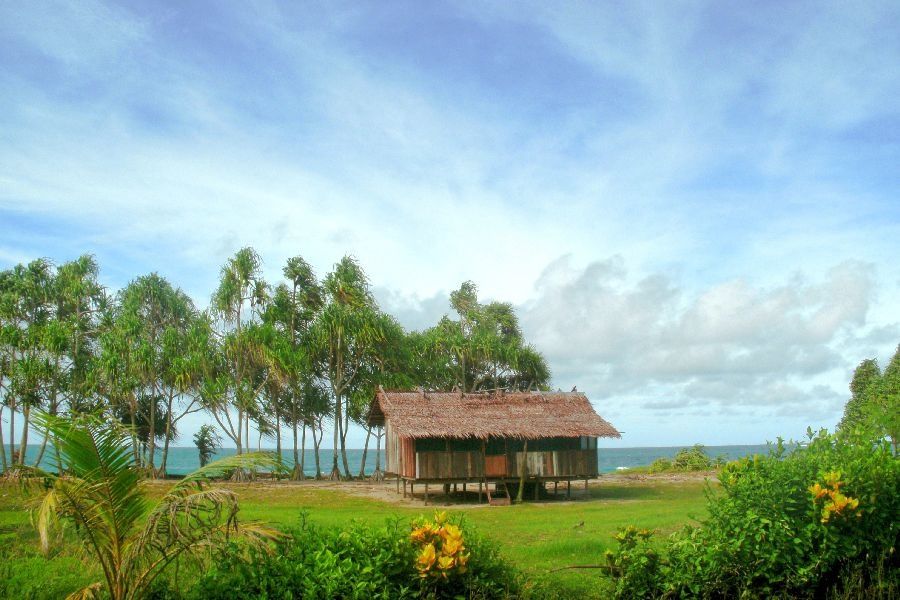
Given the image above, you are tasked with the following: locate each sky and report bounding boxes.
[1,1,898,448]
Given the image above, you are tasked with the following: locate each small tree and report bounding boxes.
[26,412,277,600]
[194,423,222,467]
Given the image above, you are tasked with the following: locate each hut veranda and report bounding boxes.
[368,389,621,504]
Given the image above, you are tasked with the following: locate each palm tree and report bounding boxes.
[26,412,277,600]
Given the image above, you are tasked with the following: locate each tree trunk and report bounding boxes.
[313,422,323,479]
[338,405,352,478]
[291,412,302,480]
[373,427,384,482]
[33,428,50,468]
[330,393,342,480]
[9,405,15,466]
[358,426,372,478]
[159,397,173,478]
[0,406,7,472]
[17,405,30,466]
[148,392,157,477]
[275,410,282,458]
[296,423,306,480]
[516,440,528,503]
[129,398,141,466]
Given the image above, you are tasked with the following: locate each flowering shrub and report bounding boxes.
[810,470,859,524]
[411,511,471,581]
[603,431,899,598]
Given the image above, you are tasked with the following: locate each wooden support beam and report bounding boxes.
[567,479,571,499]
[534,480,539,501]
[478,481,482,503]
[425,483,429,506]
[554,481,558,495]
[402,479,407,498]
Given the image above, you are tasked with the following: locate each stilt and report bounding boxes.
[554,481,558,495]
[403,479,407,498]
[478,481,482,503]
[567,479,571,499]
[534,480,539,500]
[453,483,457,493]
[396,476,400,493]
[425,483,429,506]
[462,483,466,494]
[585,478,589,493]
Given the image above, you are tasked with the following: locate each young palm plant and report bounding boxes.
[25,412,278,600]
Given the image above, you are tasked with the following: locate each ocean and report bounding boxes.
[15,443,773,476]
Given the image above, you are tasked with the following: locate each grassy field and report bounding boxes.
[0,476,713,598]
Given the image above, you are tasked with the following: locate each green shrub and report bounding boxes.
[190,513,522,599]
[648,457,673,473]
[604,431,900,598]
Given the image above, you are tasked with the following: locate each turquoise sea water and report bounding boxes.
[16,443,773,476]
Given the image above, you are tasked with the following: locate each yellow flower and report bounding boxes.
[434,511,448,525]
[442,524,462,542]
[416,543,436,572]
[443,537,463,556]
[809,483,829,500]
[437,555,455,570]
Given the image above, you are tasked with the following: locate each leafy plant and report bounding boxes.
[192,424,221,467]
[603,431,900,598]
[23,412,277,600]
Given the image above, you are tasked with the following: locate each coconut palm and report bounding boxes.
[26,412,277,600]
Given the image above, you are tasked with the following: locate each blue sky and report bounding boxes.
[1,1,898,447]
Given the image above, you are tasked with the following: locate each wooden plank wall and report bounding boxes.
[412,449,598,480]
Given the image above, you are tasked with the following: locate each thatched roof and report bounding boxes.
[368,389,621,440]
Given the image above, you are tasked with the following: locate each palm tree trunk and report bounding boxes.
[148,393,157,477]
[275,410,282,458]
[373,427,383,481]
[338,406,351,478]
[10,405,15,465]
[291,410,302,480]
[33,428,50,468]
[159,394,174,478]
[294,422,315,479]
[313,422,323,479]
[330,392,341,480]
[0,406,7,472]
[516,440,528,503]
[358,426,371,478]
[17,404,30,465]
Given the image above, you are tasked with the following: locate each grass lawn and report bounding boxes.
[0,476,713,599]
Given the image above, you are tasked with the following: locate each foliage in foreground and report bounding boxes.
[191,512,524,600]
[23,413,277,600]
[603,431,899,599]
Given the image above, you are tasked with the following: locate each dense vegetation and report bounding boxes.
[602,431,899,599]
[0,250,550,480]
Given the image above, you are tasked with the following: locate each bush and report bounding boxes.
[189,512,522,599]
[604,431,900,598]
[648,444,716,473]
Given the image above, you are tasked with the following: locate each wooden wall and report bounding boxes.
[414,447,598,480]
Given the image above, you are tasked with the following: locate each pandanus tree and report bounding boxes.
[264,255,323,479]
[416,281,550,392]
[114,274,198,477]
[205,248,269,463]
[1,258,54,469]
[26,412,276,600]
[309,257,390,479]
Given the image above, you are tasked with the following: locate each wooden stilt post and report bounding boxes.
[462,483,467,494]
[478,481,482,503]
[425,483,429,506]
[396,476,400,493]
[534,480,539,500]
[585,478,589,493]
[403,479,407,498]
[554,481,558,495]
[567,479,571,499]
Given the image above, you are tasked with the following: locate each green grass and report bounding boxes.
[0,477,712,599]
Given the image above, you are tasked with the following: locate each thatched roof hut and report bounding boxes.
[368,389,620,440]
[369,389,620,489]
